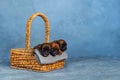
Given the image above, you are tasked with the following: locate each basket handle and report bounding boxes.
[25,12,50,49]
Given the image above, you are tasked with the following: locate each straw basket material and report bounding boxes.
[10,12,65,72]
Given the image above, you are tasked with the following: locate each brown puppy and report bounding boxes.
[50,42,62,56]
[33,43,51,57]
[54,39,67,52]
[40,43,51,57]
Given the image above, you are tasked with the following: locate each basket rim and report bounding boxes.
[11,48,33,53]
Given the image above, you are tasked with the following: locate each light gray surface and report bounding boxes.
[34,49,68,64]
[0,57,120,80]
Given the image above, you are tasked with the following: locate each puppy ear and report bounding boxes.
[40,43,44,50]
[59,39,67,45]
[33,46,36,49]
[54,40,61,46]
[33,44,42,49]
[38,44,42,50]
[33,44,39,49]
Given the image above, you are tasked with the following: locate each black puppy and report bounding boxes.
[54,39,67,52]
[33,43,51,57]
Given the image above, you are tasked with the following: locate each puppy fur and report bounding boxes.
[33,43,51,57]
[54,39,67,52]
[50,42,62,56]
[40,43,51,57]
[33,44,42,50]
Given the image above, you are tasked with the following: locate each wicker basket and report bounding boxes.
[10,12,65,72]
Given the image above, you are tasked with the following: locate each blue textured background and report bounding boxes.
[1,0,120,80]
[0,0,120,59]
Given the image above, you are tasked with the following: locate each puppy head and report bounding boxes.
[41,43,51,57]
[50,42,62,56]
[56,39,67,52]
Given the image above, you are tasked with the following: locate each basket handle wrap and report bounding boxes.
[25,12,50,49]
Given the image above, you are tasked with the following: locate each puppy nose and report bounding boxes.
[50,49,59,56]
[42,51,49,57]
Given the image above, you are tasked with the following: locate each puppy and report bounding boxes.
[33,43,51,57]
[50,42,62,56]
[54,39,67,52]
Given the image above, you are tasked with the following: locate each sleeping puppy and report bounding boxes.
[33,43,51,57]
[40,43,51,57]
[54,39,67,52]
[50,42,62,56]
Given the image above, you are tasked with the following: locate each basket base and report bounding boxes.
[10,65,64,72]
[10,48,65,72]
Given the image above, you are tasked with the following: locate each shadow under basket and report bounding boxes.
[10,12,65,72]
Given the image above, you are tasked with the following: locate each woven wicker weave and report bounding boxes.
[10,12,65,72]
